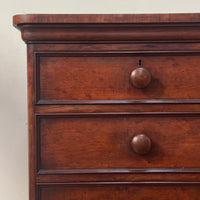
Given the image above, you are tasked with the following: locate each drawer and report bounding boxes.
[37,53,200,104]
[39,184,200,200]
[37,114,200,172]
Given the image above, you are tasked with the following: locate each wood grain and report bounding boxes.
[38,184,200,200]
[18,26,200,42]
[13,13,200,25]
[35,104,200,113]
[37,53,200,102]
[36,172,200,183]
[13,13,200,200]
[37,114,200,170]
[13,14,200,42]
[27,44,36,200]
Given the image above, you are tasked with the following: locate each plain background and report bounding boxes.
[1,0,200,199]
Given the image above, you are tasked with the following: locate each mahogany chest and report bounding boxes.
[13,13,200,199]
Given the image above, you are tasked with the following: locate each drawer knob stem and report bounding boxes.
[130,68,151,88]
[131,134,151,154]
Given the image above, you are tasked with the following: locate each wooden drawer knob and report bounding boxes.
[131,134,151,155]
[130,68,151,88]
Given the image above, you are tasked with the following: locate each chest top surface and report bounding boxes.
[13,13,200,43]
[13,13,200,25]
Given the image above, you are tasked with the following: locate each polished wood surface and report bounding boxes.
[17,26,200,42]
[38,114,200,170]
[13,13,200,25]
[39,184,200,200]
[35,104,200,113]
[131,134,151,154]
[38,54,200,103]
[13,13,200,200]
[130,68,151,89]
[36,173,200,183]
[13,14,200,42]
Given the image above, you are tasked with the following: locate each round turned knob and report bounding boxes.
[130,68,151,88]
[131,134,151,155]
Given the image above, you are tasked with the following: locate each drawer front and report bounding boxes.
[37,114,200,172]
[39,184,200,200]
[37,53,200,104]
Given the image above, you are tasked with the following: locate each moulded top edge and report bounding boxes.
[13,13,200,27]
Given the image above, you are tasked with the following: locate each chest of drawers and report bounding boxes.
[13,13,200,200]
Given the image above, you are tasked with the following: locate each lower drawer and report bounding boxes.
[37,114,200,172]
[38,184,200,200]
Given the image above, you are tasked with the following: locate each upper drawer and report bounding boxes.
[36,52,200,104]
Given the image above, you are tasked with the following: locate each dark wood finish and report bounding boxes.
[12,14,200,43]
[36,173,200,183]
[35,104,200,113]
[33,43,200,52]
[13,13,200,200]
[131,134,151,154]
[27,44,36,200]
[38,184,200,200]
[17,26,200,42]
[37,53,200,103]
[13,13,200,25]
[130,68,151,89]
[37,114,200,171]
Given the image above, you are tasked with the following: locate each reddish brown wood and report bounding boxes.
[32,43,200,52]
[18,26,200,42]
[35,104,200,113]
[13,13,200,200]
[39,184,200,200]
[131,134,151,154]
[130,68,151,89]
[37,53,200,103]
[12,14,200,42]
[13,13,200,25]
[36,173,200,183]
[27,44,36,200]
[33,43,200,52]
[38,114,200,170]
